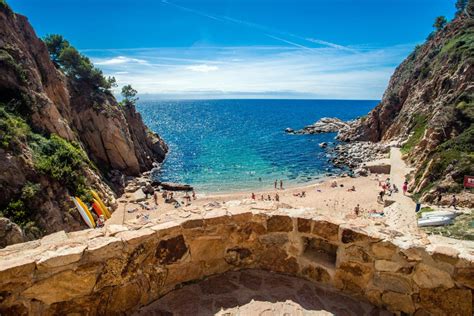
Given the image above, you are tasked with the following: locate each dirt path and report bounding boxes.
[384,147,417,232]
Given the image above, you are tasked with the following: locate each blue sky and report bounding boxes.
[10,0,456,99]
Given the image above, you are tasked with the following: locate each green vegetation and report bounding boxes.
[0,0,13,15]
[120,84,139,107]
[30,133,92,201]
[433,16,447,31]
[0,49,28,84]
[0,105,30,150]
[0,105,94,227]
[423,213,474,240]
[0,182,41,228]
[439,28,474,62]
[456,0,468,15]
[43,34,116,92]
[401,114,427,154]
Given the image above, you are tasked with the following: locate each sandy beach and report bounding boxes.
[112,172,391,229]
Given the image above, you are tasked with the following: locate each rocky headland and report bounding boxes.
[0,3,168,247]
[293,7,474,207]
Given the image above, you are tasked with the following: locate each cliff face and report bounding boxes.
[0,4,168,246]
[339,10,474,204]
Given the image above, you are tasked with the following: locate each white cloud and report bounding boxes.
[186,64,219,73]
[86,44,415,99]
[94,56,148,66]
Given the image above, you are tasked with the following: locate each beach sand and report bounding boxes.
[112,173,391,229]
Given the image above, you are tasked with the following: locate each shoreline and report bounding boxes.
[115,169,389,229]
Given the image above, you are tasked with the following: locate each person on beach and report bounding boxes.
[251,192,256,200]
[436,192,442,205]
[267,194,271,201]
[153,191,159,206]
[449,195,457,210]
[378,190,385,203]
[274,180,277,189]
[331,181,337,188]
[402,181,408,195]
[280,180,283,190]
[301,191,306,198]
[354,204,360,216]
[275,193,280,202]
[142,184,154,199]
[260,195,264,201]
[192,190,196,200]
[96,215,105,228]
[347,185,356,192]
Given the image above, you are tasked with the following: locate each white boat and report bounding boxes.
[418,216,453,227]
[421,210,458,219]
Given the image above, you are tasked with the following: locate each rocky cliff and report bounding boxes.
[339,7,474,205]
[0,2,168,246]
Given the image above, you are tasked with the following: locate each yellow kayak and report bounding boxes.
[90,190,111,219]
[76,197,96,228]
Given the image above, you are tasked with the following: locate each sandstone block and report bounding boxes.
[224,247,253,266]
[189,236,225,262]
[36,244,86,270]
[374,260,403,272]
[297,218,312,233]
[371,241,396,260]
[413,263,454,289]
[312,220,339,241]
[22,269,96,305]
[340,227,380,244]
[301,264,331,283]
[418,288,472,315]
[381,291,415,314]
[453,267,474,289]
[373,272,412,294]
[155,235,189,265]
[266,215,293,232]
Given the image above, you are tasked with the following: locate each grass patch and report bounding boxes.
[401,114,427,154]
[423,212,474,240]
[0,105,29,150]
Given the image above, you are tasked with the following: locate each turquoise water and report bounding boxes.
[137,99,377,192]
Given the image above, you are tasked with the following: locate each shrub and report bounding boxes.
[401,114,427,154]
[0,105,30,150]
[30,133,92,200]
[0,49,28,84]
[0,200,32,228]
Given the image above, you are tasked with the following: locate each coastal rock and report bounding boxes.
[160,182,193,192]
[286,117,353,135]
[0,218,24,248]
[0,4,168,246]
[335,13,474,205]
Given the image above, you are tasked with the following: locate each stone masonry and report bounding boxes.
[0,209,472,315]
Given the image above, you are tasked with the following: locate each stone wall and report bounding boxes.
[0,210,472,315]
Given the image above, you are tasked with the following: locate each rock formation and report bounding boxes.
[286,117,353,135]
[338,9,473,205]
[0,3,168,246]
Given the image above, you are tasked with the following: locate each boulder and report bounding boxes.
[0,217,25,248]
[160,182,193,192]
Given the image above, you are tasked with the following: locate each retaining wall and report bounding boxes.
[0,210,472,315]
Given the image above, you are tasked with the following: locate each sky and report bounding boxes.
[9,0,456,99]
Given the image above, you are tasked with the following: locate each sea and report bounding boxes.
[137,99,377,193]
